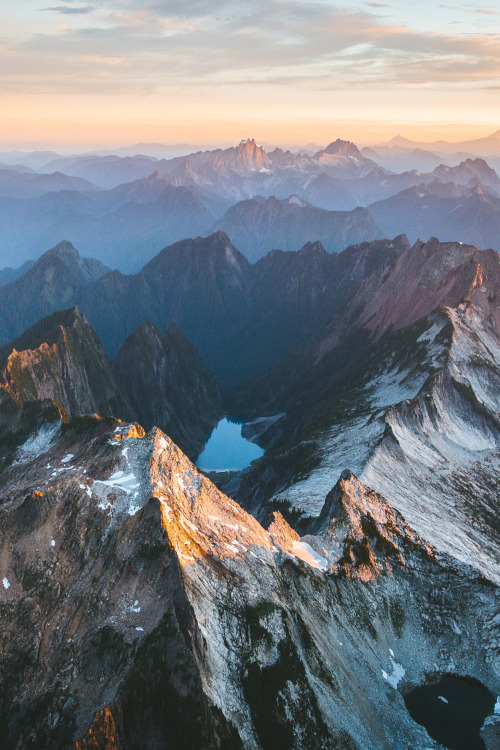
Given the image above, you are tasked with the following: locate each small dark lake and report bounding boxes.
[196,418,265,472]
[404,674,496,750]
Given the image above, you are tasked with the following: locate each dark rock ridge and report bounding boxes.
[115,321,222,458]
[0,233,409,388]
[0,407,498,748]
[0,308,221,459]
[1,233,497,402]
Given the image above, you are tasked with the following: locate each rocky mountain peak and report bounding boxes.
[318,139,362,158]
[45,239,80,260]
[297,240,328,258]
[115,319,222,458]
[152,430,275,565]
[141,231,249,281]
[235,138,270,170]
[0,306,125,419]
[34,241,110,285]
[310,471,436,580]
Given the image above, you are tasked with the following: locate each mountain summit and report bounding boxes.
[317,139,363,158]
[234,138,270,170]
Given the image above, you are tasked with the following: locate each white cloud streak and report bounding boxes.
[0,0,497,96]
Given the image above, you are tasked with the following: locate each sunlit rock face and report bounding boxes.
[308,470,436,581]
[0,307,125,418]
[0,404,499,749]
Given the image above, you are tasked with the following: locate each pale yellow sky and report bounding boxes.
[0,0,499,148]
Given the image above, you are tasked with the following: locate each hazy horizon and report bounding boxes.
[0,125,499,156]
[1,0,499,149]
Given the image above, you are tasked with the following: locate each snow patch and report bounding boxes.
[381,658,405,689]
[2,578,10,589]
[438,696,448,704]
[417,321,445,345]
[97,471,139,494]
[288,194,306,206]
[14,422,61,463]
[61,453,74,463]
[291,540,328,571]
[51,540,56,547]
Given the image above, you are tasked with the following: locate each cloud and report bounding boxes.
[365,2,394,7]
[42,5,95,14]
[0,0,498,98]
[475,8,499,15]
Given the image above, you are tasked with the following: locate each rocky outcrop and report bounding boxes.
[309,470,436,580]
[0,307,126,419]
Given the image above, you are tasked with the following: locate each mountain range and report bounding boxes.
[212,196,383,261]
[0,229,500,747]
[1,134,500,749]
[0,234,410,388]
[0,139,500,271]
[369,180,500,247]
[384,129,500,156]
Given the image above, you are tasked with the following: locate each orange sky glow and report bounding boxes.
[0,1,499,150]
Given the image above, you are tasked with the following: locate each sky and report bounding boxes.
[0,0,499,149]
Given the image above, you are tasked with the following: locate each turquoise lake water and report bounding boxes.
[196,418,265,471]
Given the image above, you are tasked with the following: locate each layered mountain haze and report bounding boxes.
[369,181,500,248]
[384,130,500,157]
[38,153,164,189]
[0,177,220,271]
[212,196,383,261]
[0,169,98,199]
[1,138,500,272]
